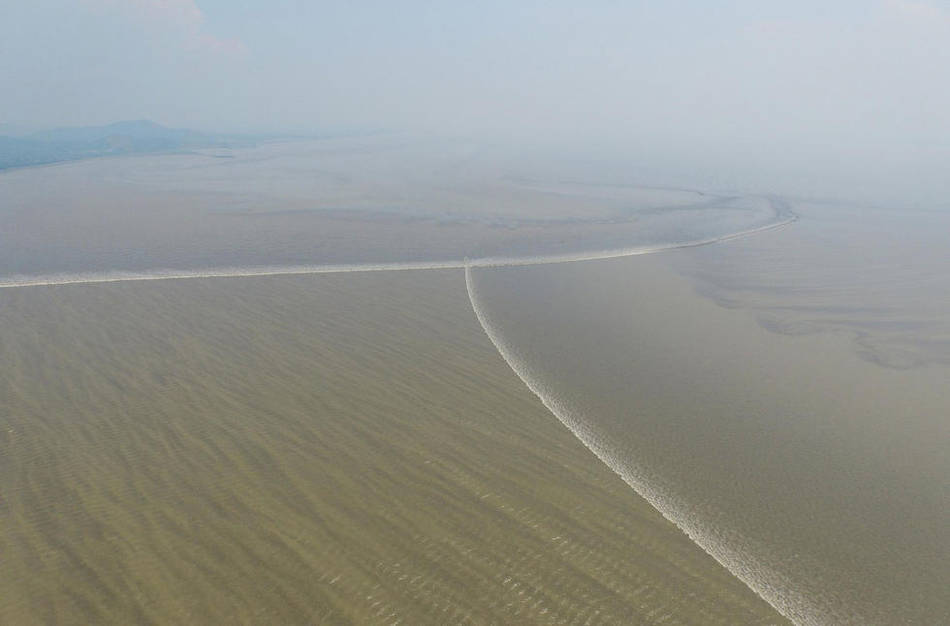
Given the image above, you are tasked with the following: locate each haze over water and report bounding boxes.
[2,140,948,624]
[0,137,786,283]
[5,2,950,623]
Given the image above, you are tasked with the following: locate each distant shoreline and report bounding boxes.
[0,119,331,175]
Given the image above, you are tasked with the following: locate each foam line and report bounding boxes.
[0,212,795,289]
[463,261,811,625]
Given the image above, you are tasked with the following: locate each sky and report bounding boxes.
[3,1,950,202]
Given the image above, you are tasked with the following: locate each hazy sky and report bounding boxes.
[3,1,949,201]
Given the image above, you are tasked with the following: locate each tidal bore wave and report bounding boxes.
[0,196,807,617]
[0,200,795,289]
[464,264,802,624]
[463,206,950,626]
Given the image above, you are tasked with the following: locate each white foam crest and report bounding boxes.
[0,262,465,289]
[0,211,795,289]
[463,261,819,626]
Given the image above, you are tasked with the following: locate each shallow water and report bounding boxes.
[676,201,950,369]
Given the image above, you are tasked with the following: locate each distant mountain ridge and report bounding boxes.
[0,120,262,171]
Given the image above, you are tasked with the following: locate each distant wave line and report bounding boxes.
[0,214,795,289]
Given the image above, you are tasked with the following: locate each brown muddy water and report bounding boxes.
[2,140,946,624]
[0,271,784,624]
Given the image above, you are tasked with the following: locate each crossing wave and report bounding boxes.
[1,194,802,618]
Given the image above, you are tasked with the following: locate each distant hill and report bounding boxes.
[0,120,262,171]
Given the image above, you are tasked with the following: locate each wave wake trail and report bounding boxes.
[462,225,811,625]
[0,205,795,289]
